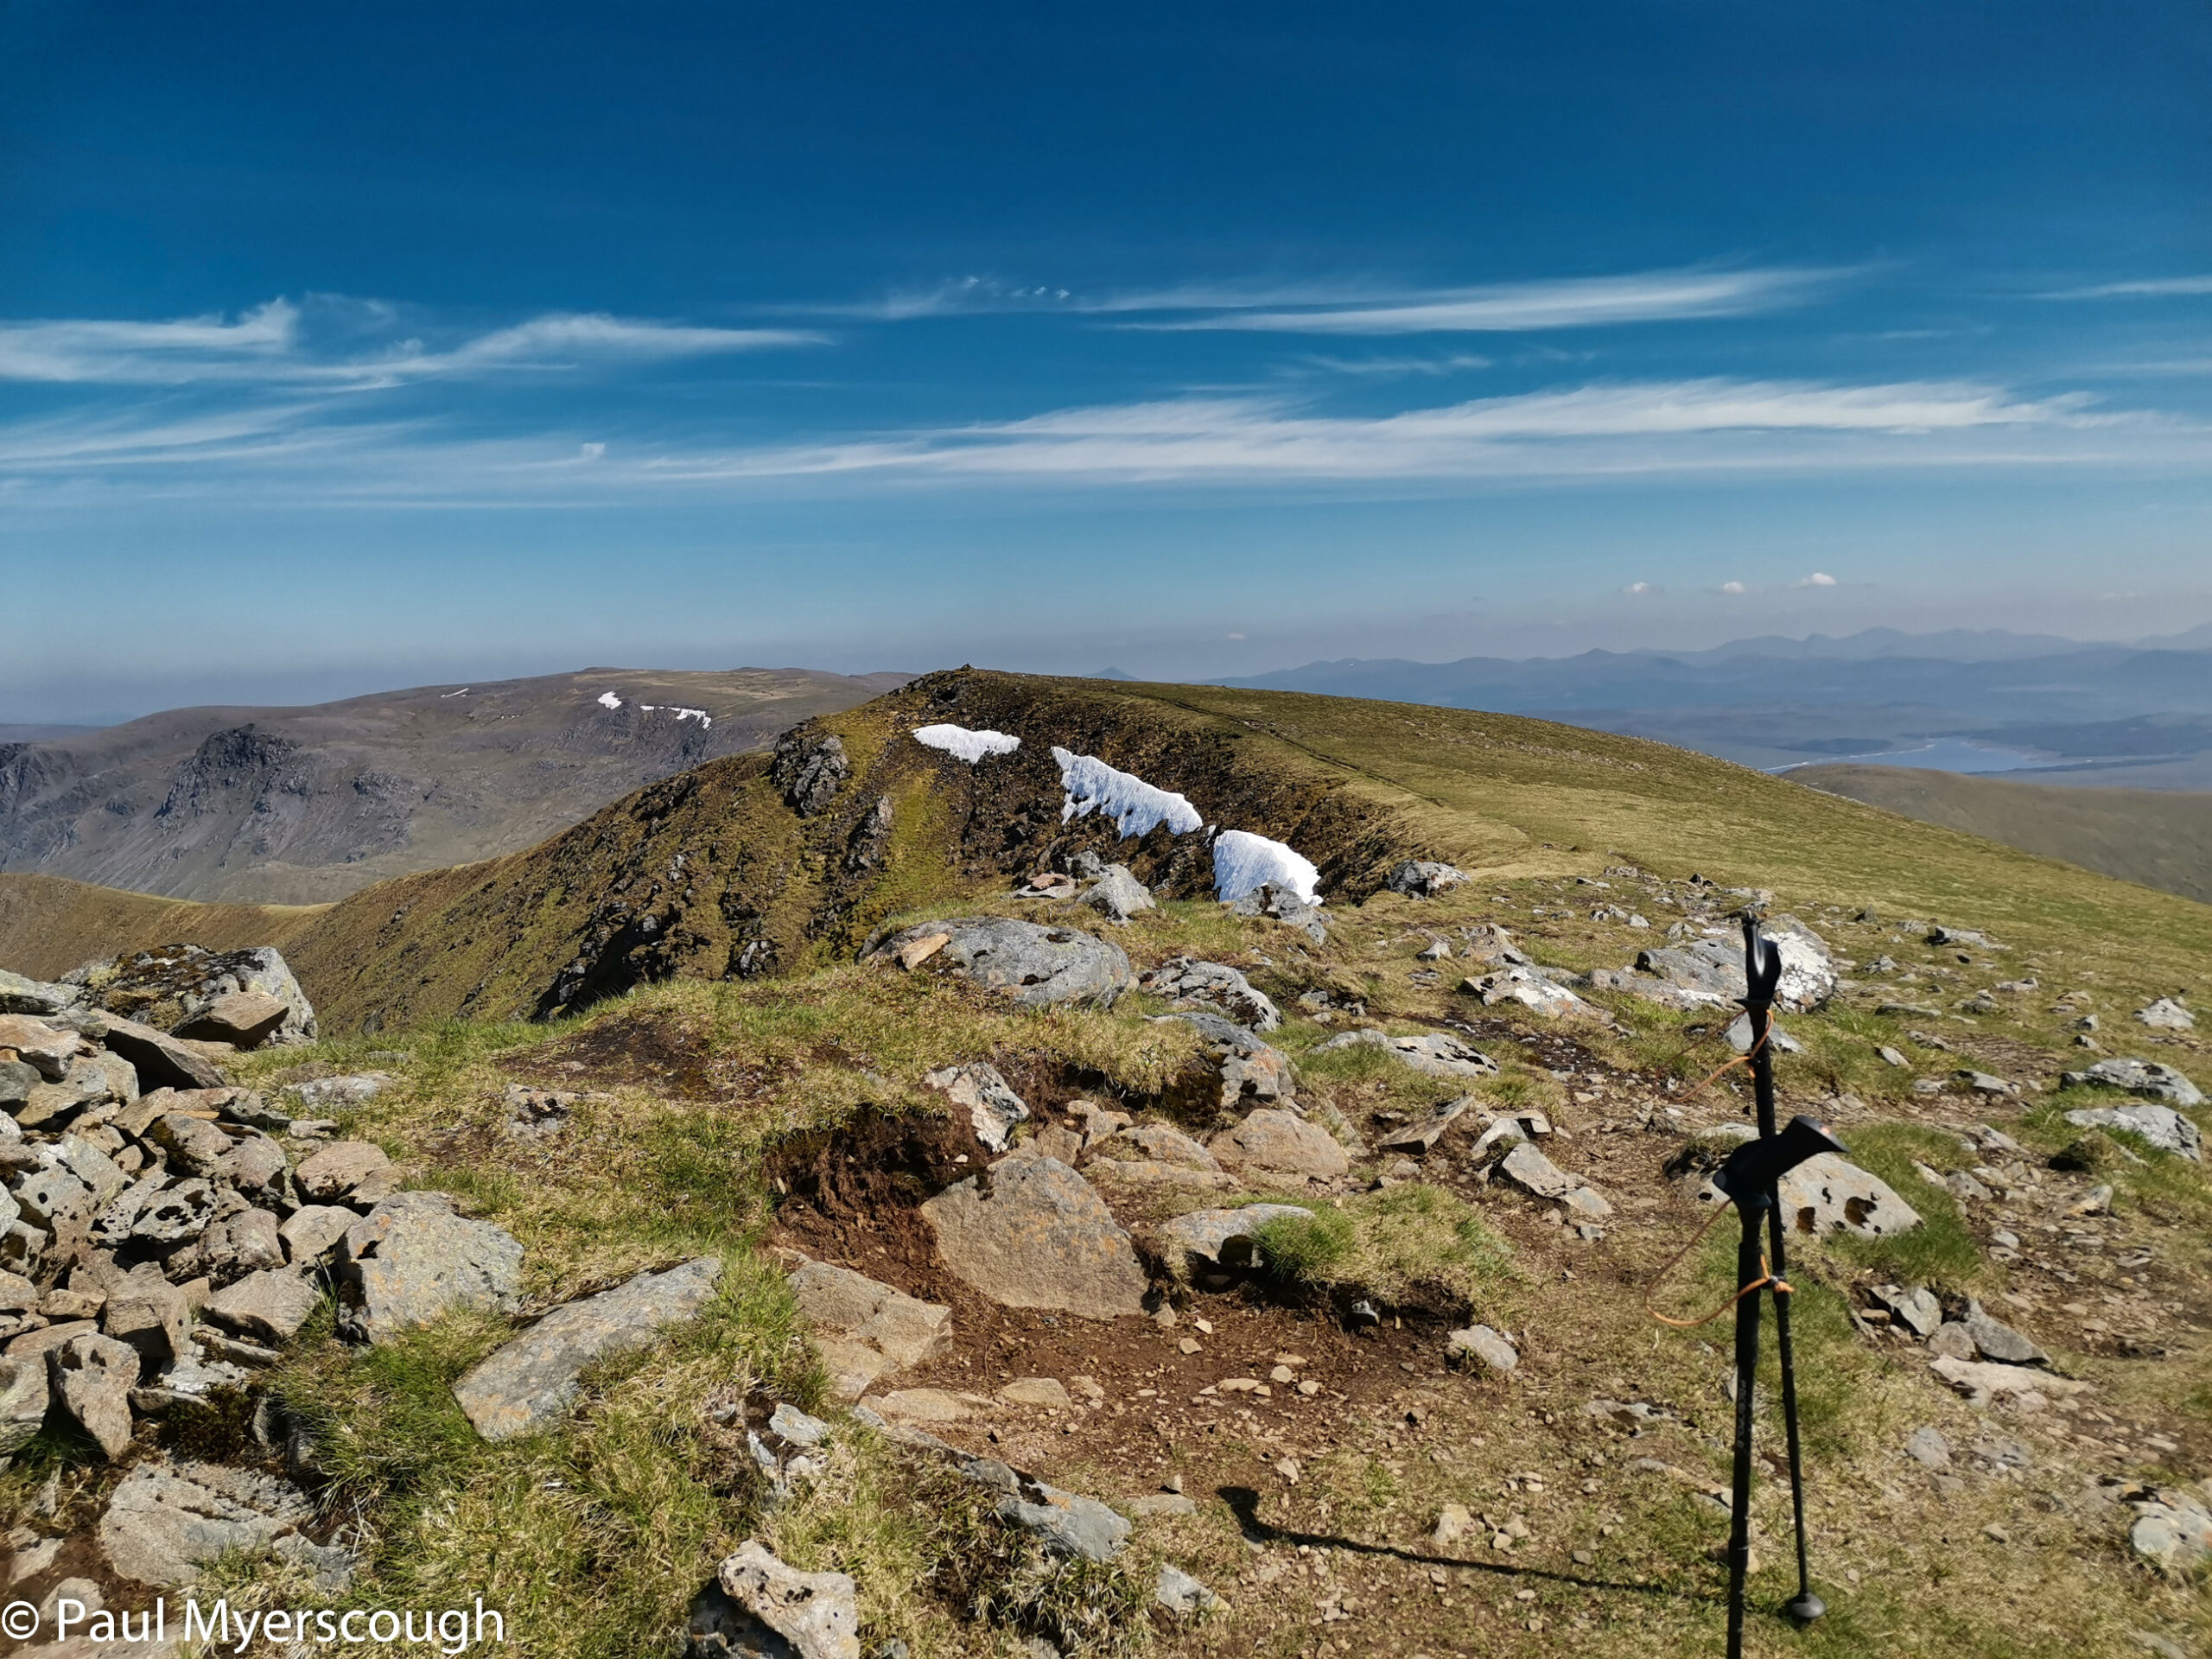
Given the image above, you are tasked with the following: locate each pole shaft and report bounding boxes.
[1726,1211,1764,1658]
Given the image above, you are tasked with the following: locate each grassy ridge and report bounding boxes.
[1797,761,2212,906]
[0,872,325,979]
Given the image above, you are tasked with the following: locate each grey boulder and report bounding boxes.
[2063,1057,2205,1109]
[1159,1010,1298,1111]
[1385,861,1469,898]
[0,969,82,1018]
[454,1255,721,1441]
[1082,864,1155,923]
[1447,1324,1519,1374]
[1138,957,1281,1032]
[920,1157,1147,1319]
[785,1259,952,1401]
[2134,997,2196,1032]
[1771,1154,1920,1239]
[715,1540,861,1659]
[202,1268,323,1346]
[2063,1102,2202,1160]
[872,917,1132,1009]
[1158,1203,1315,1276]
[1497,1142,1612,1218]
[1155,1564,1225,1614]
[963,1457,1131,1561]
[48,1332,138,1459]
[334,1192,524,1344]
[1208,1109,1349,1179]
[1314,1027,1497,1079]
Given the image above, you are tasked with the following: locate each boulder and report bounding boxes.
[48,1332,138,1458]
[785,1260,952,1401]
[715,1541,861,1659]
[174,991,289,1049]
[0,1015,83,1082]
[75,1013,225,1091]
[1464,968,1604,1021]
[1082,865,1155,923]
[296,1140,398,1205]
[1138,957,1282,1033]
[98,1458,350,1589]
[279,1205,357,1265]
[334,1192,524,1344]
[2063,1058,2204,1109]
[1207,1110,1349,1180]
[1093,1122,1221,1173]
[1378,1095,1477,1154]
[2062,1102,2201,1160]
[1869,1284,1942,1338]
[1314,1027,1497,1079]
[871,917,1132,1009]
[1904,1427,1951,1469]
[998,1376,1071,1408]
[963,1458,1131,1562]
[921,1063,1029,1153]
[2133,998,2195,1032]
[102,1268,190,1370]
[1159,1011,1298,1111]
[130,1179,219,1247]
[1385,861,1469,898]
[454,1255,722,1441]
[1929,1355,2088,1405]
[145,1113,234,1179]
[0,969,82,1018]
[202,1268,322,1346]
[1732,1154,1920,1239]
[1158,1204,1315,1276]
[1961,1300,2047,1366]
[1447,1325,1519,1374]
[1226,882,1328,944]
[920,1157,1147,1319]
[0,1058,35,1110]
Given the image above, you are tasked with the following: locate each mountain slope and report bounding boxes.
[0,666,910,905]
[1797,763,2212,905]
[17,669,2208,1034]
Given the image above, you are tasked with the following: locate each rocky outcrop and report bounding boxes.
[1081,864,1155,923]
[920,1157,1147,1319]
[871,917,1132,1009]
[2061,1102,2202,1160]
[1159,1011,1297,1112]
[1315,1027,1497,1079]
[1207,1110,1349,1180]
[2061,1057,2204,1110]
[1385,861,1468,897]
[63,944,316,1049]
[769,730,852,817]
[921,1063,1029,1153]
[99,1458,352,1588]
[454,1255,722,1440]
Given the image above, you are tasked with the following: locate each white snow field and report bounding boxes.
[1052,747,1204,838]
[914,723,1023,764]
[1212,829,1321,904]
[595,691,623,710]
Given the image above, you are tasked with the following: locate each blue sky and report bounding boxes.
[3,0,2209,720]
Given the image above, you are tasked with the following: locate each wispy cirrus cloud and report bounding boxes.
[1116,266,1844,335]
[0,297,825,386]
[2040,275,2212,300]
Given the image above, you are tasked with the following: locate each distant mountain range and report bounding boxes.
[0,667,908,905]
[1212,626,2212,787]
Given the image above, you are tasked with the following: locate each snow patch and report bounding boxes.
[913,723,1020,764]
[440,687,470,699]
[1213,830,1321,905]
[1052,747,1202,838]
[596,691,623,710]
[671,706,711,727]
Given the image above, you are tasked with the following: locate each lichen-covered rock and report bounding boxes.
[871,916,1131,1009]
[1463,967,1603,1020]
[714,1541,861,1659]
[99,1458,350,1589]
[454,1255,721,1441]
[203,1268,322,1346]
[1769,1154,1921,1238]
[921,1157,1147,1319]
[1315,1027,1497,1079]
[0,970,82,1019]
[48,1332,138,1458]
[1160,1010,1297,1111]
[768,730,851,818]
[2062,1057,2204,1109]
[2060,1102,2201,1160]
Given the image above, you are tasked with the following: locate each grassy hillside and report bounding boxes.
[1798,762,2212,905]
[0,871,325,979]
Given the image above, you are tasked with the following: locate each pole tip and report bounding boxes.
[1784,1592,1827,1624]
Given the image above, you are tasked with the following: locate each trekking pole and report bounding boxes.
[1739,914,1827,1630]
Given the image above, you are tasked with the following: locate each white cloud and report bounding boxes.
[0,299,823,386]
[1623,581,1652,594]
[1719,581,1748,594]
[2042,276,2212,299]
[1121,266,1840,335]
[1796,571,1839,587]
